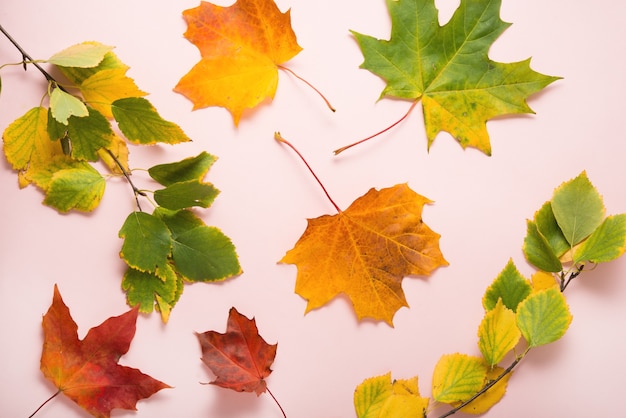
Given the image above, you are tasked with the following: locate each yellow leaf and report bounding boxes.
[432,354,487,404]
[455,366,512,414]
[98,133,129,175]
[79,67,147,119]
[354,372,429,418]
[477,299,521,366]
[531,271,558,292]
[280,183,448,325]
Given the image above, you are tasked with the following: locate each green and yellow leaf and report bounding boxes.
[432,354,487,404]
[482,260,532,312]
[48,41,114,68]
[478,299,521,366]
[354,372,428,418]
[516,287,572,348]
[573,214,626,264]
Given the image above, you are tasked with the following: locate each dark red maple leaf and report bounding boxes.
[196,307,277,395]
[37,284,170,417]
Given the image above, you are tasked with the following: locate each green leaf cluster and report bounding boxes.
[119,153,242,322]
[523,171,626,274]
[2,41,191,213]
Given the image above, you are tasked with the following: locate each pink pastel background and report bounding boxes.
[1,0,625,417]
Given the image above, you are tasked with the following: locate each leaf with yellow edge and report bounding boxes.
[531,271,558,293]
[174,0,302,124]
[516,287,572,348]
[432,354,487,404]
[477,299,521,366]
[354,372,429,418]
[482,260,532,313]
[280,183,448,326]
[43,165,106,212]
[454,366,512,415]
[98,133,130,175]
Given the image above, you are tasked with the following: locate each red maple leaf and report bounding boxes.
[196,307,277,395]
[37,285,170,417]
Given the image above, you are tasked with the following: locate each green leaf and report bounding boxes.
[432,354,487,404]
[156,210,240,281]
[43,165,105,212]
[111,97,191,145]
[148,152,217,186]
[477,299,521,366]
[154,180,219,210]
[122,265,183,323]
[533,202,570,258]
[48,41,113,68]
[66,106,114,161]
[573,214,626,263]
[516,287,572,348]
[523,220,563,272]
[551,171,605,246]
[483,260,532,312]
[354,372,429,418]
[49,88,89,125]
[119,212,172,275]
[57,51,127,85]
[351,0,559,154]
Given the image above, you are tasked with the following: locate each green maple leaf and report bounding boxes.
[352,0,560,155]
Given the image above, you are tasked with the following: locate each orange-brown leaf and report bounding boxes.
[40,285,170,417]
[280,183,448,325]
[196,307,277,395]
[174,0,302,124]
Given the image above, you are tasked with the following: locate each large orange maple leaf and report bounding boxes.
[38,285,170,417]
[281,183,448,325]
[174,0,302,124]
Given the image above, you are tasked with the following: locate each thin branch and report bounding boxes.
[104,149,146,212]
[0,24,69,92]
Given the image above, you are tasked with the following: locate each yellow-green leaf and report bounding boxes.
[516,287,572,348]
[49,88,89,125]
[43,165,106,212]
[456,366,512,415]
[482,260,532,312]
[122,265,183,323]
[48,41,114,68]
[432,354,487,404]
[478,299,521,366]
[354,372,429,418]
[79,68,148,119]
[573,214,626,263]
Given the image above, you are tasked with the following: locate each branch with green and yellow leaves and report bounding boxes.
[354,172,626,417]
[0,28,241,322]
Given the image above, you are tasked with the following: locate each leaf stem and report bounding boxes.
[0,24,69,92]
[104,149,147,211]
[266,386,287,418]
[333,100,419,155]
[28,389,61,418]
[278,65,335,112]
[436,350,528,418]
[274,132,341,213]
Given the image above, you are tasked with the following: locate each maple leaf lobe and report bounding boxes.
[40,285,170,418]
[281,183,448,325]
[197,307,277,395]
[175,0,302,124]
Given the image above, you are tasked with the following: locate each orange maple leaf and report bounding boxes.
[280,183,448,325]
[174,0,302,124]
[38,285,170,417]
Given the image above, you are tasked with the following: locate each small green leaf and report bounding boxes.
[574,214,626,263]
[43,165,105,212]
[148,152,217,186]
[58,51,126,85]
[533,202,570,258]
[551,171,605,246]
[154,180,219,210]
[122,265,183,322]
[119,212,172,275]
[516,287,572,348]
[112,97,191,145]
[48,42,114,68]
[432,354,487,404]
[483,260,532,312]
[49,88,89,125]
[66,107,114,161]
[523,220,563,272]
[478,299,521,366]
[154,208,205,236]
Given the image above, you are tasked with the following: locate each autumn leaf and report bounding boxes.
[39,285,169,417]
[350,0,560,154]
[174,0,302,124]
[281,182,447,325]
[354,372,429,418]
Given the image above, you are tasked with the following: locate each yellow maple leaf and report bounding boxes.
[174,0,302,124]
[280,183,448,325]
